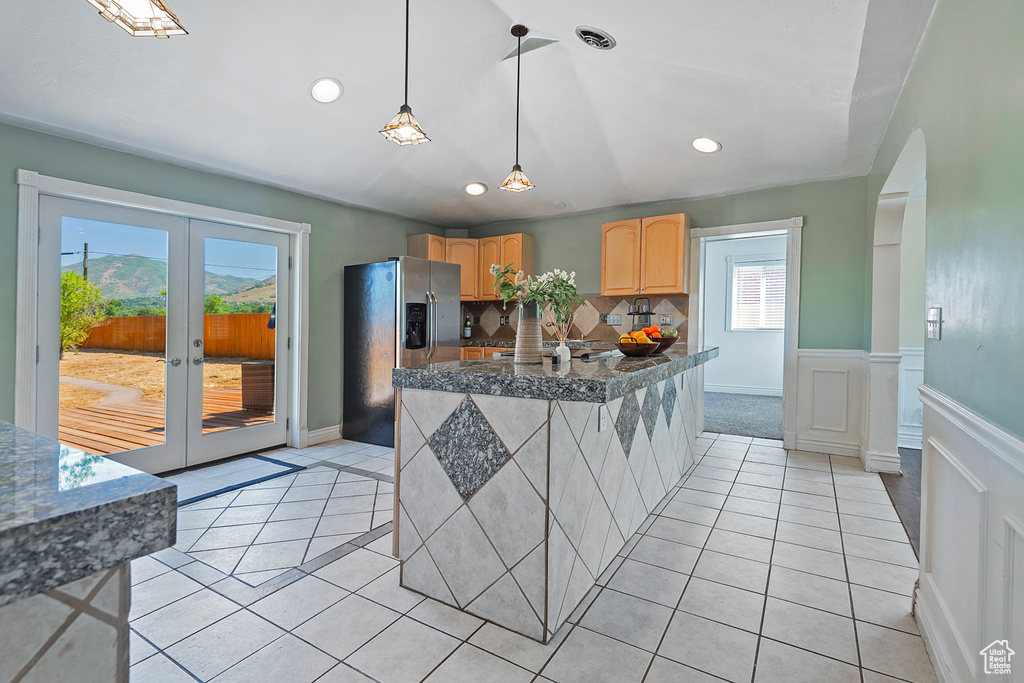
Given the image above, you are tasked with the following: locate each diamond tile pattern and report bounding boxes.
[128,433,936,683]
[615,391,641,459]
[662,376,676,427]
[641,383,661,439]
[428,397,512,501]
[172,444,395,587]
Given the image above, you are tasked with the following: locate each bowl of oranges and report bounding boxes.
[640,325,680,354]
[616,330,660,357]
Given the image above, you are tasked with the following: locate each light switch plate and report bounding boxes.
[598,405,608,432]
[926,307,942,340]
[607,314,622,325]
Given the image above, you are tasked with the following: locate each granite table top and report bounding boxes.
[459,339,607,348]
[394,346,719,403]
[0,420,177,607]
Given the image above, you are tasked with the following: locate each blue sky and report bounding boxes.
[61,218,277,280]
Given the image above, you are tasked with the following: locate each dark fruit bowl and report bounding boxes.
[652,336,680,354]
[616,339,659,357]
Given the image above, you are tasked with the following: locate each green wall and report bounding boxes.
[0,122,439,429]
[471,177,871,350]
[866,0,1024,438]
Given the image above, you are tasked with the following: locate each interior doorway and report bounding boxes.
[36,196,291,474]
[687,217,802,446]
[700,233,788,439]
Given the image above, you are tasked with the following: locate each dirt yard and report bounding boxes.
[59,349,251,409]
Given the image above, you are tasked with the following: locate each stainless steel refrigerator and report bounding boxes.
[342,257,461,447]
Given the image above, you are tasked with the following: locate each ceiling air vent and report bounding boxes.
[575,26,616,50]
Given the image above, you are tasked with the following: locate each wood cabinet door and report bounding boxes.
[601,219,642,296]
[500,233,523,274]
[640,214,688,295]
[478,237,501,300]
[446,238,479,300]
[428,234,446,262]
[465,347,486,360]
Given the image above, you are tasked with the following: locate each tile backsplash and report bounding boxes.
[461,294,688,342]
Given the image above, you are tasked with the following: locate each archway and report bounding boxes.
[864,130,926,472]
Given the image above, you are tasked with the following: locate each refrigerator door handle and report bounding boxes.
[426,292,437,360]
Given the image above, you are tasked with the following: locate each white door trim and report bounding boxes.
[688,216,802,447]
[15,169,311,449]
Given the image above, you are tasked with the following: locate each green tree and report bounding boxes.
[104,299,126,317]
[60,272,106,359]
[204,294,226,314]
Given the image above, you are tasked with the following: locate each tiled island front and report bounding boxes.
[392,346,717,642]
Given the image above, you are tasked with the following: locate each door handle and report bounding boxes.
[156,358,182,367]
[426,292,437,360]
[192,356,205,366]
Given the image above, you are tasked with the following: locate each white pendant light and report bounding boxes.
[380,0,430,145]
[501,25,534,193]
[85,0,187,37]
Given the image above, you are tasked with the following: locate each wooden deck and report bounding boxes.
[58,388,274,455]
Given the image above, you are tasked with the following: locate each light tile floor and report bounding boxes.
[130,434,938,683]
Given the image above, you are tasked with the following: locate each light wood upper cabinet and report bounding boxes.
[479,233,535,301]
[407,233,447,262]
[410,232,534,302]
[601,214,689,296]
[640,214,689,294]
[601,220,642,296]
[478,237,501,300]
[446,238,479,300]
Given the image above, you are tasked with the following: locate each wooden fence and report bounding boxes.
[81,314,275,360]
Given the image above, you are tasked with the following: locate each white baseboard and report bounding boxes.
[862,449,901,473]
[307,424,342,446]
[704,384,783,397]
[794,437,862,459]
[898,430,923,450]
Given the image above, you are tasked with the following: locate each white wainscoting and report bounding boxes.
[793,349,867,458]
[898,347,924,449]
[917,385,1024,683]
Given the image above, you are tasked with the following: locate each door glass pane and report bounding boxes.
[58,218,168,455]
[201,238,278,434]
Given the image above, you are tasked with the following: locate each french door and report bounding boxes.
[39,197,289,474]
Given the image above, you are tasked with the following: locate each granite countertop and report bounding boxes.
[0,421,177,607]
[394,346,719,403]
[460,339,606,348]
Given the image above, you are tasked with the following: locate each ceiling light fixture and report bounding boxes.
[501,25,534,193]
[465,182,488,196]
[85,0,187,37]
[692,137,722,153]
[380,0,429,145]
[311,78,343,103]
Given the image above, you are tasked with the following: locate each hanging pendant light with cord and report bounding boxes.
[501,24,534,192]
[380,0,430,145]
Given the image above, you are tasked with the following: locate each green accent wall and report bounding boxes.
[471,177,871,351]
[866,0,1024,438]
[0,122,439,430]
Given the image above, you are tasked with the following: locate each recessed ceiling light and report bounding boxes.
[311,78,343,103]
[553,201,566,209]
[692,137,722,153]
[465,182,488,196]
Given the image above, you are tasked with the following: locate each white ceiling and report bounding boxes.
[0,0,934,227]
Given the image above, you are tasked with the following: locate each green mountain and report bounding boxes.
[62,255,261,299]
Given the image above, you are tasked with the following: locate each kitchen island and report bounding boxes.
[392,345,717,642]
[0,421,177,682]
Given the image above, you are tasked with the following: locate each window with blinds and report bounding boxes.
[729,260,786,330]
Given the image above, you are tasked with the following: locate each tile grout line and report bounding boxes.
[637,435,753,683]
[748,436,786,683]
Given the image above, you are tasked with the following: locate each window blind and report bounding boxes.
[731,262,786,330]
